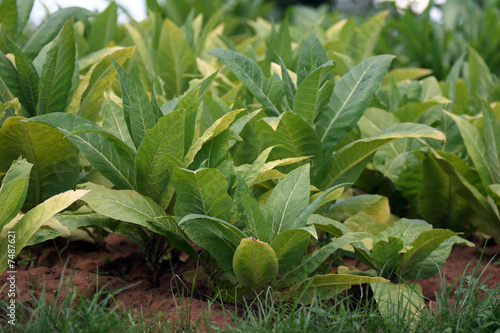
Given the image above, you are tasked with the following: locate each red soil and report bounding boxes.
[1,234,499,331]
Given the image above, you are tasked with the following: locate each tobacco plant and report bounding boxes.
[0,158,87,274]
[177,163,387,300]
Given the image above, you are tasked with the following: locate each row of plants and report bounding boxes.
[0,0,499,323]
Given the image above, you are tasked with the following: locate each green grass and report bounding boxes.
[1,258,499,332]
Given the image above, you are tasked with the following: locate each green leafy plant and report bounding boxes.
[0,158,87,273]
[177,164,388,300]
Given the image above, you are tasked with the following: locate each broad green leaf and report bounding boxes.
[257,112,322,169]
[490,184,500,207]
[320,123,445,189]
[0,158,32,228]
[279,232,373,286]
[468,47,497,102]
[77,47,135,121]
[112,60,160,149]
[0,189,88,273]
[446,111,495,187]
[288,274,387,304]
[431,151,500,240]
[417,154,472,229]
[296,34,329,87]
[81,187,166,225]
[102,96,134,149]
[157,19,195,98]
[328,194,390,222]
[370,282,425,323]
[377,219,432,247]
[0,117,79,207]
[36,18,76,115]
[171,168,232,221]
[233,237,278,292]
[294,184,347,229]
[179,214,247,274]
[344,212,391,236]
[27,113,135,190]
[403,235,473,280]
[87,2,117,53]
[146,216,196,257]
[207,48,283,116]
[315,55,395,157]
[3,29,39,116]
[263,164,310,239]
[26,211,115,246]
[277,56,295,108]
[393,101,443,123]
[382,68,433,86]
[482,101,500,183]
[293,61,334,124]
[184,109,243,166]
[0,0,17,38]
[350,11,388,62]
[175,73,217,154]
[235,175,271,243]
[372,237,403,278]
[21,7,93,59]
[0,51,21,103]
[398,229,456,278]
[16,1,34,40]
[270,229,311,273]
[136,109,185,203]
[307,214,349,237]
[191,130,235,187]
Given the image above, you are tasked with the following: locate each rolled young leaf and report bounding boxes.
[233,237,279,293]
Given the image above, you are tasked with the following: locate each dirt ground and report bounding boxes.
[1,233,499,331]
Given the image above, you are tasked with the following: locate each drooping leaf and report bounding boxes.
[171,168,232,221]
[233,237,279,293]
[0,189,88,273]
[179,214,247,274]
[279,232,373,285]
[398,229,456,278]
[320,123,445,189]
[370,282,425,323]
[27,113,136,190]
[402,235,473,280]
[0,117,80,207]
[287,274,387,304]
[36,18,76,115]
[315,55,395,157]
[0,158,32,228]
